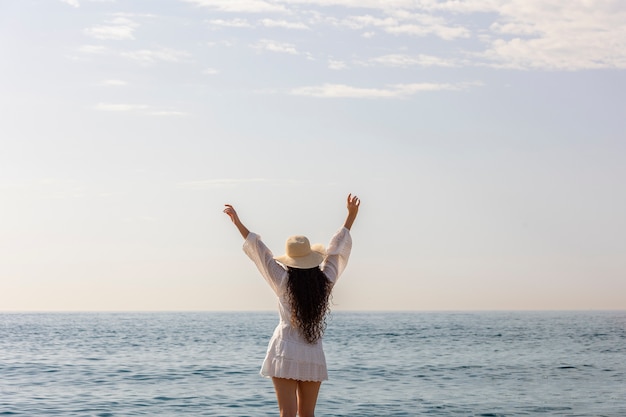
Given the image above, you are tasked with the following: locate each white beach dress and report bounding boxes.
[243,227,352,382]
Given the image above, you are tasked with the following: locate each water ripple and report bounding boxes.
[1,311,625,416]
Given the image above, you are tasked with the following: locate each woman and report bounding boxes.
[223,194,360,417]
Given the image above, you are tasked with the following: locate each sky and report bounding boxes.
[1,0,625,311]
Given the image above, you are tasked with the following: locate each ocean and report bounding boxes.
[0,311,624,416]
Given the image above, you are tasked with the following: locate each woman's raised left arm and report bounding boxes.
[223,204,250,239]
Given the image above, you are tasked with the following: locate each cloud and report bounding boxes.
[95,103,149,111]
[389,2,624,69]
[409,0,498,13]
[400,0,626,70]
[78,45,191,66]
[258,1,626,70]
[339,14,396,30]
[102,79,128,86]
[251,39,299,54]
[207,18,309,29]
[384,22,469,40]
[60,0,80,7]
[338,11,469,40]
[76,0,626,75]
[328,59,347,70]
[95,103,188,116]
[260,19,309,30]
[181,0,287,13]
[121,47,192,64]
[280,0,419,10]
[479,1,626,70]
[78,45,110,54]
[173,0,624,71]
[206,40,236,48]
[368,53,459,68]
[146,111,187,116]
[208,18,253,28]
[203,67,219,75]
[84,17,139,40]
[290,82,478,98]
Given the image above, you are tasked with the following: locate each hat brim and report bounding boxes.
[275,245,325,269]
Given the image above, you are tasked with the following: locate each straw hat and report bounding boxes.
[275,235,326,269]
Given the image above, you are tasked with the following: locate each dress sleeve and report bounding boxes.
[242,232,288,295]
[321,227,352,286]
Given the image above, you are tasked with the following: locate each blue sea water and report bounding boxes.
[0,311,624,416]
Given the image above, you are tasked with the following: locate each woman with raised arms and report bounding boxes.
[223,194,360,417]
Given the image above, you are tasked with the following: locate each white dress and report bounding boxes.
[243,227,352,382]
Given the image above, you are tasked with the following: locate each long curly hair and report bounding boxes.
[286,267,332,344]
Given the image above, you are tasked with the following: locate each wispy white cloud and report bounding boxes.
[73,0,626,107]
[385,22,469,40]
[328,59,347,70]
[207,17,310,30]
[84,17,139,40]
[146,111,187,116]
[339,14,395,30]
[260,19,309,30]
[95,103,149,111]
[121,47,192,64]
[478,1,626,70]
[208,18,253,28]
[78,45,191,66]
[181,0,287,13]
[186,0,625,70]
[280,0,419,11]
[338,11,469,40]
[251,39,299,54]
[78,44,110,54]
[290,82,479,98]
[392,0,626,70]
[206,40,236,48]
[102,79,128,86]
[368,53,459,68]
[60,0,80,7]
[95,103,188,116]
[413,0,499,13]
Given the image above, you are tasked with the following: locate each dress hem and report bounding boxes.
[260,372,328,382]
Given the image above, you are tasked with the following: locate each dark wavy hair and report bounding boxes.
[286,267,332,344]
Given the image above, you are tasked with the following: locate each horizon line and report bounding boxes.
[1,309,623,314]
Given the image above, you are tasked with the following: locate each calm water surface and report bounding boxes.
[1,311,624,416]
